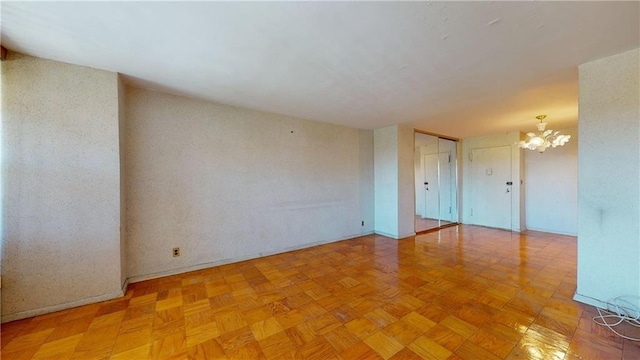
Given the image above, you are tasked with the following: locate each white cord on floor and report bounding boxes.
[592,297,640,341]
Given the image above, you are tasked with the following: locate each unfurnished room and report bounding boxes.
[1,1,639,359]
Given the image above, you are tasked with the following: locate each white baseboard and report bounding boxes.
[459,222,522,233]
[128,232,375,284]
[398,232,416,239]
[2,290,125,323]
[121,277,130,294]
[374,230,398,239]
[574,292,640,312]
[525,227,577,237]
[374,230,416,239]
[573,292,606,309]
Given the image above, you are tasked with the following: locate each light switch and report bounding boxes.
[486,168,492,175]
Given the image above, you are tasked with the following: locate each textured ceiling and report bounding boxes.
[1,2,638,138]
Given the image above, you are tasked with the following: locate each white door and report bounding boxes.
[423,154,439,219]
[470,146,512,230]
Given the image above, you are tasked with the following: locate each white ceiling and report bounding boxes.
[1,2,638,138]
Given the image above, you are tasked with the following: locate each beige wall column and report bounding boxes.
[374,125,415,239]
[575,48,640,308]
[2,53,124,321]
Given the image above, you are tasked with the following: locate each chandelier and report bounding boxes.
[518,115,571,153]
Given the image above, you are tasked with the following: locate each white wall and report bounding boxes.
[461,132,524,231]
[374,125,415,239]
[1,53,124,321]
[524,127,578,235]
[125,87,374,281]
[575,48,640,308]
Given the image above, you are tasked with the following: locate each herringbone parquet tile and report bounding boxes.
[2,225,639,359]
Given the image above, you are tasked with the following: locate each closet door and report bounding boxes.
[414,133,440,232]
[438,138,458,225]
[415,133,460,233]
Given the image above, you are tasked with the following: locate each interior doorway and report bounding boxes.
[414,132,460,233]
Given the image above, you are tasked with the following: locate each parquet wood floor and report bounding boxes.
[3,225,639,359]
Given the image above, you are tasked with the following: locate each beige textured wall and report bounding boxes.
[397,125,415,238]
[125,87,374,281]
[575,48,640,308]
[1,53,123,321]
[374,126,399,237]
[358,130,375,231]
[373,125,415,239]
[118,76,128,288]
[524,127,578,235]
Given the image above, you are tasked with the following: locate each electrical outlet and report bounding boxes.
[172,247,180,257]
[361,220,365,226]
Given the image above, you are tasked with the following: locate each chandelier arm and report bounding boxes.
[518,115,570,152]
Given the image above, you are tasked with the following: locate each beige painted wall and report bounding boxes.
[125,87,374,281]
[374,126,399,237]
[1,53,124,321]
[373,125,415,239]
[575,48,640,308]
[524,127,578,235]
[397,126,416,238]
[118,76,128,288]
